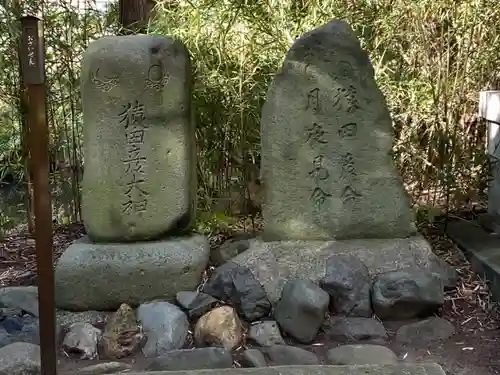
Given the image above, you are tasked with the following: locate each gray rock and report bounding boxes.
[395,317,456,344]
[55,234,209,310]
[323,317,387,341]
[211,235,252,266]
[372,269,444,320]
[202,261,271,321]
[241,348,268,367]
[260,19,416,241]
[265,345,320,365]
[63,362,132,375]
[0,328,11,348]
[274,279,329,343]
[430,257,459,290]
[81,34,195,242]
[319,254,372,317]
[230,235,442,305]
[326,344,397,365]
[0,286,38,316]
[147,347,233,371]
[175,291,219,320]
[0,342,40,375]
[62,322,102,360]
[247,320,285,347]
[137,301,189,357]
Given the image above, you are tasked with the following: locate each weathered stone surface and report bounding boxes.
[260,19,416,241]
[231,235,440,304]
[265,345,320,366]
[326,344,397,365]
[100,303,144,359]
[319,254,372,317]
[98,364,447,375]
[211,234,254,266]
[202,262,271,321]
[0,286,39,317]
[371,269,444,320]
[394,317,455,344]
[81,34,195,242]
[147,348,233,371]
[241,349,268,367]
[323,317,387,341]
[62,322,102,360]
[176,291,219,320]
[61,362,132,375]
[247,320,285,347]
[194,306,243,351]
[274,280,329,343]
[137,301,189,357]
[55,234,209,310]
[0,342,41,375]
[56,310,109,329]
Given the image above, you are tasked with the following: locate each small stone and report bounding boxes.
[69,362,132,375]
[147,347,233,371]
[395,317,456,344]
[320,254,372,317]
[137,301,189,357]
[211,234,252,266]
[247,320,285,347]
[202,261,271,321]
[241,348,268,367]
[194,306,243,351]
[0,342,40,374]
[99,303,145,359]
[372,269,444,320]
[326,344,398,365]
[0,286,39,316]
[274,279,329,343]
[176,291,219,319]
[62,322,102,360]
[265,345,320,365]
[323,317,388,341]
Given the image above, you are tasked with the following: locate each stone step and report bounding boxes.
[103,363,446,375]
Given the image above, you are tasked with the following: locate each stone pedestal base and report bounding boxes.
[54,234,210,311]
[231,235,448,304]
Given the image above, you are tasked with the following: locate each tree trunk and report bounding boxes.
[119,0,155,34]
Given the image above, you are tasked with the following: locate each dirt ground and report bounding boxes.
[0,218,499,375]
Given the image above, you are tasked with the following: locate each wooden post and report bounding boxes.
[20,15,57,375]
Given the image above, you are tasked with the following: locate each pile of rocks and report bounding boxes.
[0,258,456,374]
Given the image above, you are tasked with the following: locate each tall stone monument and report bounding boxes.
[229,20,443,304]
[54,35,209,311]
[260,20,415,241]
[81,35,196,242]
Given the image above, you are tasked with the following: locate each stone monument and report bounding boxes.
[54,35,209,311]
[228,19,444,304]
[260,20,415,241]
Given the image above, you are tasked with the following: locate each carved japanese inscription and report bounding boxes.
[119,100,149,215]
[304,88,333,209]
